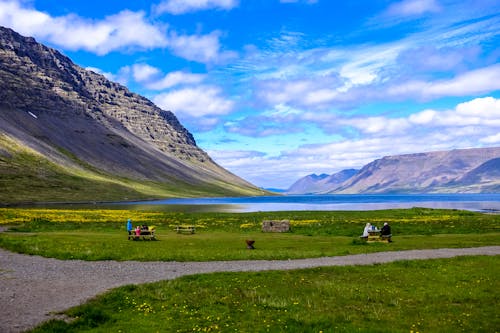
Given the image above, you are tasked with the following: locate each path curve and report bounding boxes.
[1,246,499,332]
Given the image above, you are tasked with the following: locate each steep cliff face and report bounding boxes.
[332,147,500,194]
[0,26,263,203]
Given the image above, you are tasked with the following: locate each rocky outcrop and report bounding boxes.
[0,26,203,162]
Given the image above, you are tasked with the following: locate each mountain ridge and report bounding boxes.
[0,26,264,204]
[287,169,358,194]
[287,147,500,194]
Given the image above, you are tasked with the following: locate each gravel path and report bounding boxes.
[1,246,499,333]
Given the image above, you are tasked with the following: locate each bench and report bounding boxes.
[175,225,195,234]
[128,229,156,240]
[361,230,392,243]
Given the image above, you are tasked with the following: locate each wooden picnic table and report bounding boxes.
[175,225,195,234]
[128,228,156,240]
[367,230,391,243]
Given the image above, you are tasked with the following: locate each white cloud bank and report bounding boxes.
[0,2,168,55]
[388,64,500,101]
[131,64,205,90]
[0,0,234,63]
[154,0,238,15]
[385,0,441,17]
[153,86,234,118]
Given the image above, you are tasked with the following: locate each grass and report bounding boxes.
[0,134,264,204]
[1,207,498,332]
[30,255,500,332]
[0,207,498,261]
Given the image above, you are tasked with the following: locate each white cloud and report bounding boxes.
[147,71,205,90]
[256,75,341,108]
[385,0,441,17]
[280,0,318,4]
[262,104,303,117]
[154,0,238,15]
[408,109,437,124]
[480,133,500,144]
[335,43,405,86]
[168,31,237,64]
[340,117,411,135]
[455,96,500,119]
[153,86,234,117]
[131,64,205,90]
[424,64,500,98]
[0,1,169,55]
[384,64,500,101]
[326,97,500,139]
[0,1,235,64]
[132,64,161,82]
[409,97,500,127]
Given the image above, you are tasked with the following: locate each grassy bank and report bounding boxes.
[0,207,498,261]
[31,255,500,332]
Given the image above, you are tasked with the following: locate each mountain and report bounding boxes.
[0,26,265,204]
[331,147,500,194]
[287,169,358,194]
[452,158,500,192]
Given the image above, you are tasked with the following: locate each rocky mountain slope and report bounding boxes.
[287,147,500,194]
[0,26,264,204]
[332,147,500,194]
[287,170,358,194]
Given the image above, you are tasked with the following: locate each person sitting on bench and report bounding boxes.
[361,223,371,238]
[380,222,392,241]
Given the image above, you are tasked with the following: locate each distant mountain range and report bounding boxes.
[287,169,358,194]
[0,26,264,204]
[286,147,500,194]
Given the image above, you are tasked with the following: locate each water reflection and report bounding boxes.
[110,194,500,213]
[11,194,500,213]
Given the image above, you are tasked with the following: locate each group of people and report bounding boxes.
[361,222,391,238]
[126,219,151,236]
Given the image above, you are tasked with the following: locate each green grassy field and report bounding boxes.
[0,207,499,261]
[1,207,498,332]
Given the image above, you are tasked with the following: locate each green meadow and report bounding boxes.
[0,207,499,332]
[0,207,498,261]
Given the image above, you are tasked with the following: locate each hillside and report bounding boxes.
[287,170,358,194]
[331,147,500,194]
[0,26,264,204]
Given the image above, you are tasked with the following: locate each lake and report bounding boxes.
[113,194,500,213]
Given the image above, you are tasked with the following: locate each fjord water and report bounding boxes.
[117,194,500,213]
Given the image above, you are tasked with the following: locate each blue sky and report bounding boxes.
[1,0,499,189]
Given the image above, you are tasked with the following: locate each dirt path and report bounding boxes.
[1,246,499,332]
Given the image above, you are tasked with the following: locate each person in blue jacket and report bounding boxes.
[127,219,133,239]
